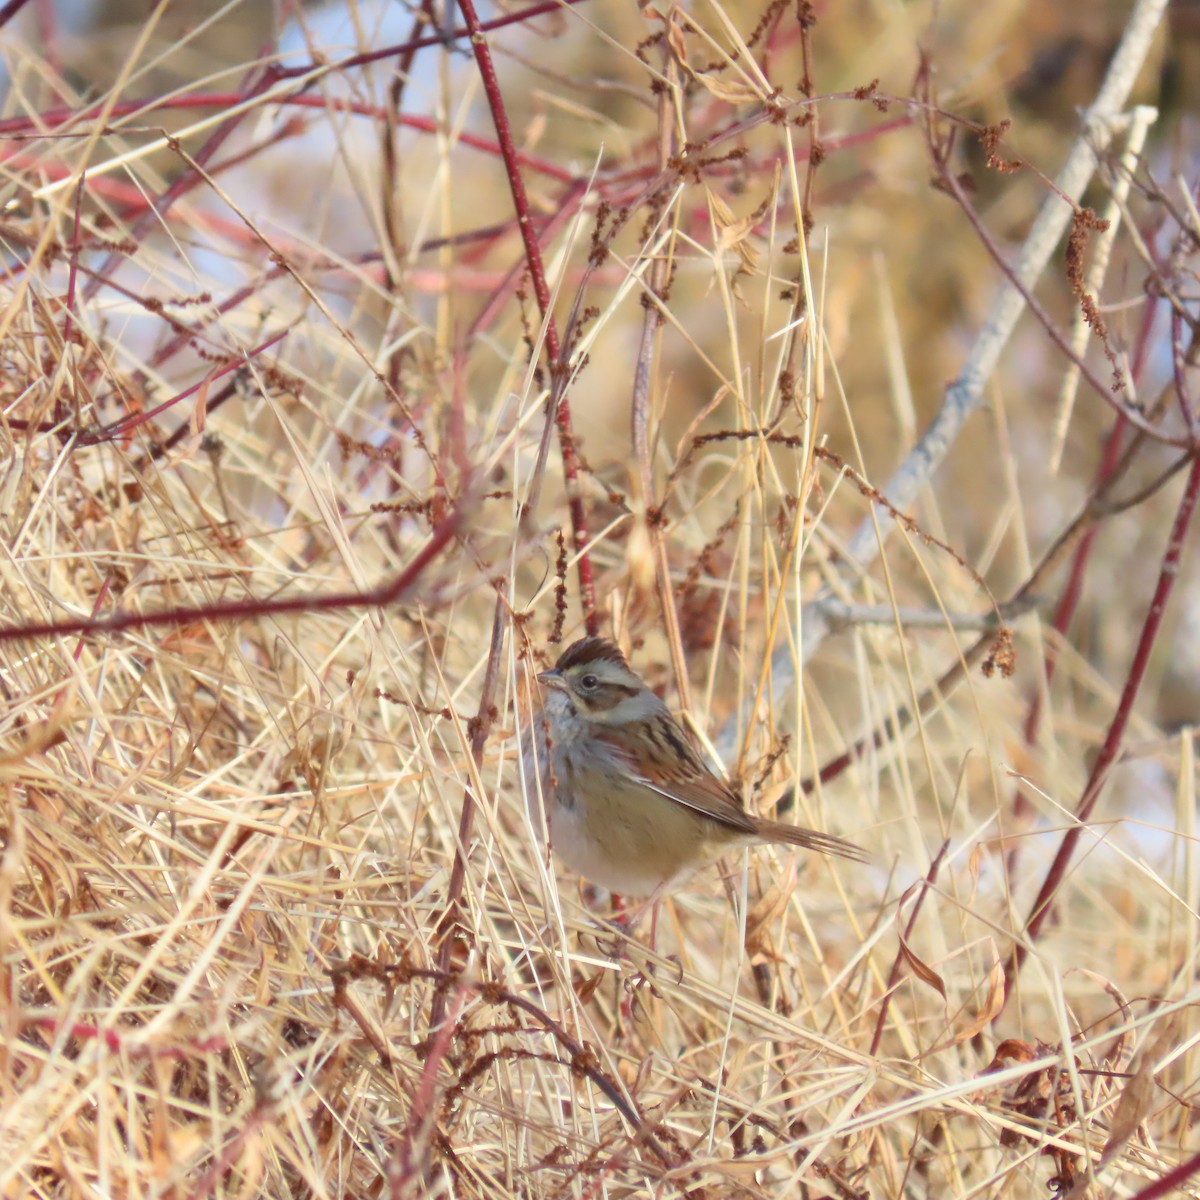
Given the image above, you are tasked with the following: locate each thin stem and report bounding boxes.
[97,331,286,442]
[430,598,506,1030]
[334,958,674,1168]
[630,51,691,702]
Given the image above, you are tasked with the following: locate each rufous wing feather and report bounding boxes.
[595,722,758,835]
[595,721,865,861]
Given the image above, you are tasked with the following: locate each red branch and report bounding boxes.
[0,92,575,185]
[80,65,274,303]
[24,1015,228,1060]
[98,330,287,441]
[0,495,464,645]
[1127,1150,1200,1200]
[272,0,593,82]
[391,977,470,1190]
[455,0,598,634]
[1010,286,1161,836]
[1008,446,1200,986]
[0,0,31,27]
[429,599,507,1032]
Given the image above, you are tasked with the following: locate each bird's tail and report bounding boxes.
[755,819,867,862]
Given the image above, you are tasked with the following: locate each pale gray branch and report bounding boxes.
[714,0,1170,759]
[815,595,1040,634]
[798,0,1168,666]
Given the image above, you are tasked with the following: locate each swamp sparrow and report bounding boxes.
[521,637,864,898]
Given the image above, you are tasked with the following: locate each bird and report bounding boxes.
[520,636,864,899]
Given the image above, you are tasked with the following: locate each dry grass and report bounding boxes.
[1,1,1198,1197]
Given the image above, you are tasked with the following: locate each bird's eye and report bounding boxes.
[580,673,599,690]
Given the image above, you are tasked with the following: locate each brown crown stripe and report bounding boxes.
[555,637,630,672]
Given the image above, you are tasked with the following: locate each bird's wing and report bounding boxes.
[595,719,758,836]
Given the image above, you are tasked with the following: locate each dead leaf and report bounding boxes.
[705,188,761,269]
[691,72,763,105]
[952,955,1006,1045]
[190,368,213,438]
[983,1038,1042,1074]
[1100,1014,1176,1165]
[706,187,735,227]
[894,879,947,1000]
[665,5,688,67]
[573,971,604,1005]
[744,880,788,958]
[660,7,762,106]
[960,844,979,902]
[897,929,947,1000]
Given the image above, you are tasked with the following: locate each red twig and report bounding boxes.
[455,0,598,634]
[95,330,286,442]
[1126,1149,1200,1200]
[1013,412,1131,822]
[0,0,31,27]
[80,67,272,304]
[1009,281,1161,834]
[391,977,470,1193]
[0,494,464,645]
[24,1015,228,1060]
[146,379,240,461]
[148,279,264,372]
[932,155,1191,448]
[0,92,575,184]
[1007,446,1200,988]
[464,183,586,341]
[337,957,674,1167]
[273,0,593,82]
[1,333,281,441]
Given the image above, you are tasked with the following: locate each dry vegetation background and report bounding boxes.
[1,0,1199,1196]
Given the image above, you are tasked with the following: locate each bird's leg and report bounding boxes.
[619,881,671,949]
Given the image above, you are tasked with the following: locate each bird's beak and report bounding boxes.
[537,668,567,692]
